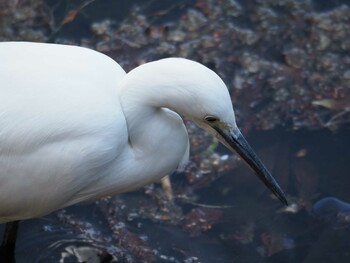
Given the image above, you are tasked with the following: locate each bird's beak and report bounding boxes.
[213,126,288,206]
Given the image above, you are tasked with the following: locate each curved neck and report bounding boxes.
[115,63,190,190]
[71,75,190,203]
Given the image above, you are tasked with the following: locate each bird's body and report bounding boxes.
[0,42,190,222]
[0,42,287,262]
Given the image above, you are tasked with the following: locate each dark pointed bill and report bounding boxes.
[214,126,288,206]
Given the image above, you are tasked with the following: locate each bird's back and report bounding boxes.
[0,42,127,222]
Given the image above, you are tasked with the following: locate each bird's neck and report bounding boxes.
[116,71,189,190]
[70,76,190,201]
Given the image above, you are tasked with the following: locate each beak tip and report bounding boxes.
[278,193,289,206]
[266,177,288,206]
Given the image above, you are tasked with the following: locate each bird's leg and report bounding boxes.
[161,175,173,200]
[0,220,20,263]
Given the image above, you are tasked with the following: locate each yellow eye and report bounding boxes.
[205,116,218,123]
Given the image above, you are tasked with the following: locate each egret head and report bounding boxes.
[124,58,287,205]
[161,58,288,205]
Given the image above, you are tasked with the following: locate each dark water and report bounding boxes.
[45,0,196,41]
[1,129,350,263]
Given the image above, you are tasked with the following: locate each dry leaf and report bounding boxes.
[61,9,79,26]
[312,98,350,111]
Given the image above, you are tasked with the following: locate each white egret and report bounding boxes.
[0,42,287,262]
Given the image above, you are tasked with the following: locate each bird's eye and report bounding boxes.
[205,116,218,123]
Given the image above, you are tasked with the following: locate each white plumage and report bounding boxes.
[0,42,286,225]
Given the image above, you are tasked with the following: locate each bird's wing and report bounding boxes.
[0,42,127,221]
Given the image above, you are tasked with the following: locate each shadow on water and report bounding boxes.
[1,128,350,263]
